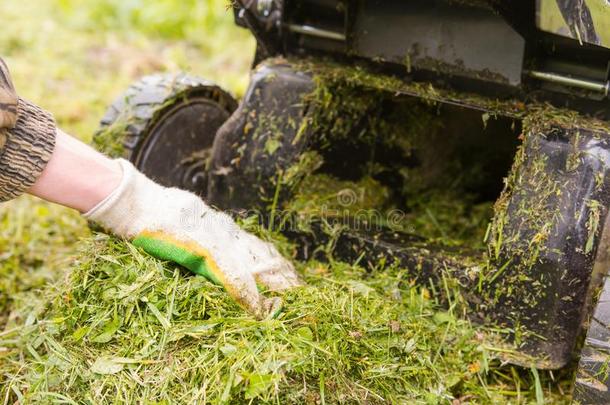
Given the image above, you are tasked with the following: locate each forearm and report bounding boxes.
[27,129,122,213]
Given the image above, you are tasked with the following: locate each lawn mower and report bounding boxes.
[96,1,610,402]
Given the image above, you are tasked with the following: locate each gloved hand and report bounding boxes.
[85,159,303,319]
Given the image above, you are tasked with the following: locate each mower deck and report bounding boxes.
[207,58,610,372]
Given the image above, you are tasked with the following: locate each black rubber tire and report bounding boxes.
[95,73,238,196]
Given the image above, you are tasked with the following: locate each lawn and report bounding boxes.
[0,1,571,403]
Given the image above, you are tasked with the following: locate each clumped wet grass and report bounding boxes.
[0,234,569,403]
[287,172,493,249]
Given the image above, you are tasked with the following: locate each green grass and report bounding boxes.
[0,234,570,403]
[0,1,573,403]
[0,198,85,327]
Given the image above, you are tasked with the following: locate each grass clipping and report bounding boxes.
[0,233,544,403]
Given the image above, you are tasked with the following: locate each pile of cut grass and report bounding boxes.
[0,234,569,403]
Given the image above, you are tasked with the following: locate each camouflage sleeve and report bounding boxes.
[0,58,56,202]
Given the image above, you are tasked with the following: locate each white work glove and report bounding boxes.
[84,159,303,319]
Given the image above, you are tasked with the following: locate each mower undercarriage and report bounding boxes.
[205,57,610,374]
